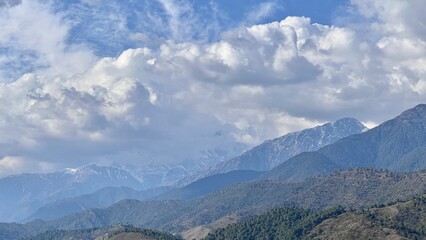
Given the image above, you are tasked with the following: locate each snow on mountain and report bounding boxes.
[177,118,368,185]
[0,164,141,222]
[114,144,247,189]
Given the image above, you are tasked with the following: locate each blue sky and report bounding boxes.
[50,0,350,56]
[0,0,426,176]
[2,0,353,80]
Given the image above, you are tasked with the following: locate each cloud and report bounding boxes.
[246,1,284,24]
[0,156,54,178]
[0,1,96,82]
[1,0,426,177]
[156,0,227,42]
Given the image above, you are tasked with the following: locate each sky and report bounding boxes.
[0,0,426,177]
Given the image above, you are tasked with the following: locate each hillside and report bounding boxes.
[205,195,426,240]
[22,225,181,240]
[156,170,263,201]
[168,169,426,229]
[263,104,426,181]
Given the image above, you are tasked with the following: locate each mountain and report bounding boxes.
[178,118,367,185]
[263,104,426,181]
[205,194,426,240]
[2,168,424,239]
[115,144,247,189]
[156,170,264,201]
[25,186,172,222]
[0,165,142,222]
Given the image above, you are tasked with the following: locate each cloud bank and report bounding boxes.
[0,0,425,177]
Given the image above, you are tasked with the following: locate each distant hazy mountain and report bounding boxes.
[178,118,367,185]
[3,168,424,239]
[115,144,247,189]
[263,104,426,181]
[27,170,262,222]
[156,170,264,201]
[0,165,141,222]
[25,186,172,222]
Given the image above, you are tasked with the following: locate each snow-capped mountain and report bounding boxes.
[214,118,368,172]
[0,164,141,222]
[177,118,368,185]
[115,145,247,189]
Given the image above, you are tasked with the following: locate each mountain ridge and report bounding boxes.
[263,104,426,181]
[177,118,367,186]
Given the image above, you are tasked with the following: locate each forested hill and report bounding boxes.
[205,194,426,240]
[22,225,181,240]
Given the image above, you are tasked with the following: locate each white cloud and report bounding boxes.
[1,0,426,176]
[0,156,54,178]
[246,1,283,23]
[0,1,96,82]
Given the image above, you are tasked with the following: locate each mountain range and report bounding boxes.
[114,144,247,189]
[0,117,365,223]
[177,118,367,186]
[2,168,425,240]
[1,104,426,240]
[0,165,142,222]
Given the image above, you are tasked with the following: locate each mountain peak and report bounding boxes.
[332,117,362,125]
[331,117,369,132]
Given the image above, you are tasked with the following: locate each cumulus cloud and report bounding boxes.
[0,0,426,176]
